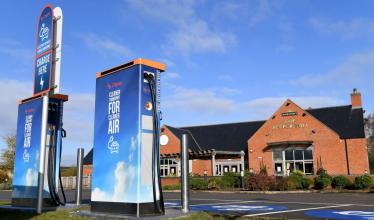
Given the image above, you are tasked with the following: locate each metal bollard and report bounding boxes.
[181,134,189,213]
[204,170,208,190]
[240,170,244,190]
[75,148,84,205]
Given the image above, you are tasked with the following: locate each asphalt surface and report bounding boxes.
[1,190,374,219]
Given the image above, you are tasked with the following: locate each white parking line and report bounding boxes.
[165,199,374,207]
[165,200,258,208]
[244,204,352,217]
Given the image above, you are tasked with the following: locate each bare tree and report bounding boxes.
[365,114,374,174]
[0,135,16,183]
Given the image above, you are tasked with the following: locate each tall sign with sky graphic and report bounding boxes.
[34,5,54,96]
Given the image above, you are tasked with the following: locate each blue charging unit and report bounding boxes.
[91,58,165,216]
[12,94,68,209]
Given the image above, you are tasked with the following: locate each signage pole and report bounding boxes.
[51,7,63,95]
[36,95,49,214]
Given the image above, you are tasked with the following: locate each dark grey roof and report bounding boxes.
[306,105,365,139]
[169,121,266,152]
[165,125,202,152]
[83,149,93,165]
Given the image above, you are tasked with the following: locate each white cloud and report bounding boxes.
[0,79,31,137]
[283,51,374,88]
[78,33,133,57]
[25,168,37,186]
[167,21,236,55]
[241,96,343,120]
[162,72,180,82]
[163,86,237,115]
[126,0,236,56]
[0,39,33,63]
[310,18,374,39]
[163,82,343,124]
[91,161,136,202]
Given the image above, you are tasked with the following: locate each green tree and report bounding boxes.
[0,135,16,183]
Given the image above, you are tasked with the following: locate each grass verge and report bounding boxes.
[0,205,88,220]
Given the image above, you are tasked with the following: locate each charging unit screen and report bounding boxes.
[91,63,163,216]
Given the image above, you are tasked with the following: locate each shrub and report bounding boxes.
[220,172,240,189]
[260,166,268,175]
[163,184,180,190]
[189,178,206,190]
[281,173,312,190]
[247,174,275,191]
[354,174,374,189]
[331,176,351,189]
[314,176,331,189]
[301,177,313,189]
[207,178,221,190]
[316,168,327,176]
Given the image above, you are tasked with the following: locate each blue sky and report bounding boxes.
[0,0,373,165]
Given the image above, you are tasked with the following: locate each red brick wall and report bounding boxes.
[83,165,92,176]
[160,125,181,155]
[247,99,368,176]
[346,138,369,174]
[192,159,212,176]
[161,177,180,186]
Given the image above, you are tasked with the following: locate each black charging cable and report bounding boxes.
[144,72,165,214]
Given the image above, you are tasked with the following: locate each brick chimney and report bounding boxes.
[351,88,362,109]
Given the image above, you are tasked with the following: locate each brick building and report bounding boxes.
[83,89,368,178]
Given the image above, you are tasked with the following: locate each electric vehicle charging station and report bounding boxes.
[12,95,68,208]
[11,4,67,213]
[91,58,165,217]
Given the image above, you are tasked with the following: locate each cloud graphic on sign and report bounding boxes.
[113,161,135,202]
[91,161,135,202]
[91,187,110,201]
[128,136,137,162]
[25,168,37,186]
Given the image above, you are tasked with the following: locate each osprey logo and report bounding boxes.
[107,135,119,154]
[23,149,30,163]
[39,23,49,41]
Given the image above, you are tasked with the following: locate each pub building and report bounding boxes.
[83,89,368,179]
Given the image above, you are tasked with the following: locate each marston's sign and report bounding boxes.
[272,118,308,130]
[33,5,54,96]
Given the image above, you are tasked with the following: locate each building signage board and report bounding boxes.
[34,5,54,96]
[12,98,43,200]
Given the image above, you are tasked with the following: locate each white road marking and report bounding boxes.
[165,199,374,207]
[244,204,352,217]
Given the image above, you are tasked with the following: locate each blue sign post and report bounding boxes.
[34,5,54,96]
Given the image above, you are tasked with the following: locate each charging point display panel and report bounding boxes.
[12,97,44,206]
[91,62,163,216]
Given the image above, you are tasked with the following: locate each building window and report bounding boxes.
[160,158,178,177]
[272,148,314,176]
